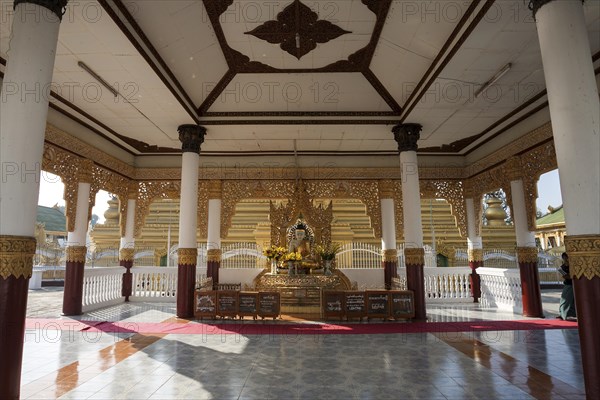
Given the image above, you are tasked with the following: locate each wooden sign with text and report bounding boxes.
[366,291,390,320]
[238,292,258,319]
[389,291,415,319]
[194,290,216,319]
[323,291,345,320]
[344,291,367,319]
[216,291,239,318]
[258,292,280,319]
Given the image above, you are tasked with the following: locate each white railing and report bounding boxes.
[478,267,523,313]
[336,243,381,268]
[221,243,266,269]
[397,267,472,303]
[82,267,123,312]
[131,266,178,301]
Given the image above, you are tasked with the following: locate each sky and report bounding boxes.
[37,169,564,223]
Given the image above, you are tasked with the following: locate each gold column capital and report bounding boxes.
[404,247,425,266]
[0,235,36,279]
[565,235,600,280]
[119,248,135,262]
[66,246,87,263]
[379,180,396,199]
[382,249,398,263]
[208,180,222,199]
[178,248,198,265]
[516,247,538,264]
[78,159,94,184]
[207,248,222,263]
[127,181,139,200]
[468,248,483,263]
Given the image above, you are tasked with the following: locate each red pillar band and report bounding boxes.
[382,249,398,290]
[62,246,87,316]
[119,249,134,301]
[517,247,544,318]
[177,248,197,318]
[0,235,36,400]
[565,234,600,399]
[405,248,426,320]
[206,249,221,288]
[468,249,483,303]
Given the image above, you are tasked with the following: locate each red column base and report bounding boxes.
[518,261,544,318]
[0,276,29,400]
[574,277,600,399]
[177,264,196,318]
[207,261,220,288]
[120,259,133,301]
[468,260,482,303]
[62,260,85,316]
[383,261,398,289]
[406,263,426,320]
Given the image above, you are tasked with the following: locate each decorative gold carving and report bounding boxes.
[119,248,134,262]
[504,157,522,182]
[0,235,36,279]
[392,180,404,242]
[404,248,425,266]
[517,247,538,264]
[565,235,600,280]
[207,249,222,263]
[127,181,139,200]
[66,246,87,263]
[379,180,395,199]
[255,271,352,290]
[178,248,198,265]
[382,249,398,263]
[135,181,181,238]
[197,181,210,239]
[78,159,94,183]
[420,180,467,237]
[468,248,483,262]
[208,180,222,199]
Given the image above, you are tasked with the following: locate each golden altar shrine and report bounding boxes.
[253,270,354,314]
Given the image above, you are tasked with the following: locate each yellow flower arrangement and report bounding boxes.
[263,245,286,260]
[285,251,303,261]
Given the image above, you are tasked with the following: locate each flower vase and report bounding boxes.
[271,259,277,274]
[324,260,333,276]
[287,261,295,276]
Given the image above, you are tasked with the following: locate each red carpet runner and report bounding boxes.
[25,318,577,335]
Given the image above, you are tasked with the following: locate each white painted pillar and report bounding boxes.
[465,198,483,252]
[0,2,62,236]
[465,196,483,302]
[176,125,206,318]
[207,199,222,250]
[510,179,536,248]
[119,198,136,250]
[178,153,200,249]
[66,182,91,247]
[380,198,396,251]
[400,150,424,248]
[534,1,600,396]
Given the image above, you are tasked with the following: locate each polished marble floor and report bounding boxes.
[20,289,585,399]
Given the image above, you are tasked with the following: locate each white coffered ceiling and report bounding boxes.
[0,0,599,157]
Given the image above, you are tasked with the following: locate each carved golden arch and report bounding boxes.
[220,180,383,240]
[420,180,467,238]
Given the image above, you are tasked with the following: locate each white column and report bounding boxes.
[66,182,91,247]
[0,3,61,236]
[380,198,396,250]
[178,152,199,249]
[536,0,600,237]
[465,198,483,251]
[510,179,536,247]
[400,151,423,248]
[207,199,221,250]
[120,199,136,249]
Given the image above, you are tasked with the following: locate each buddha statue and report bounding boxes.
[288,225,318,272]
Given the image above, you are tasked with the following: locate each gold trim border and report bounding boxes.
[0,235,36,279]
[382,249,398,263]
[207,249,222,263]
[468,248,483,263]
[178,248,198,266]
[119,248,135,262]
[565,235,600,280]
[404,248,425,266]
[66,246,87,263]
[517,247,538,264]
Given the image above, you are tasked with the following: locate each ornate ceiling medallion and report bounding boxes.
[244,0,351,59]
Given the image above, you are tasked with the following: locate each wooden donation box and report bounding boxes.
[322,290,414,321]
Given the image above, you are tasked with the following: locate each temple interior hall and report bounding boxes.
[0,0,599,399]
